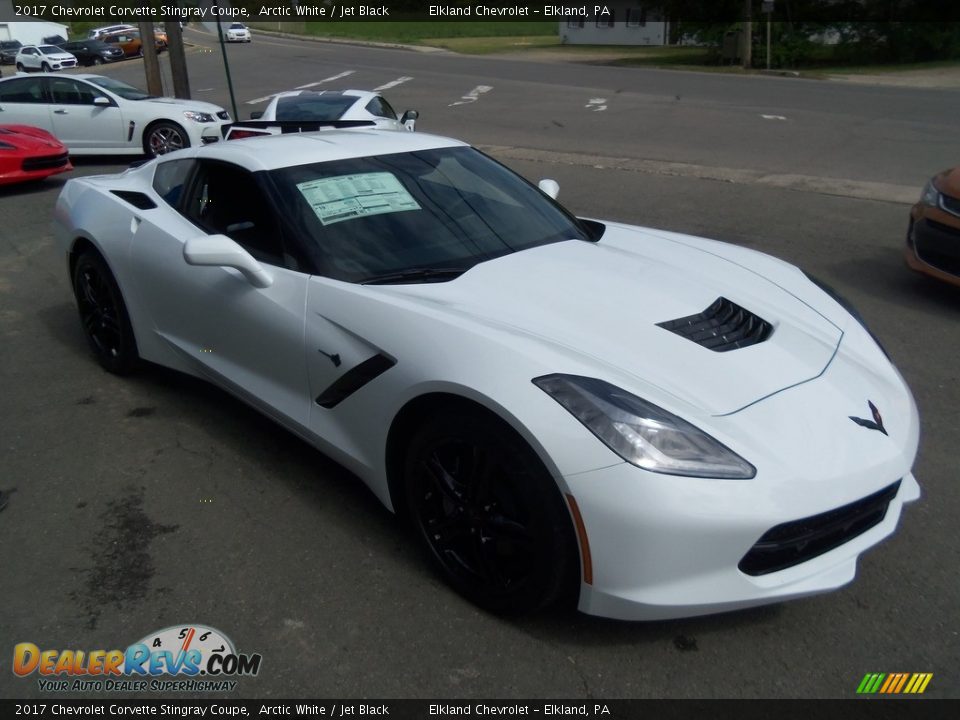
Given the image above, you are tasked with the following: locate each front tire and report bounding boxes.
[404,410,577,614]
[143,121,189,157]
[72,251,139,375]
[92,57,103,66]
[15,62,24,72]
[41,62,50,72]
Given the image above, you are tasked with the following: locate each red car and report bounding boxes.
[0,124,72,186]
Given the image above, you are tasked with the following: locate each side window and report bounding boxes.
[0,77,46,103]
[365,96,397,120]
[50,78,104,105]
[184,162,284,265]
[152,158,195,209]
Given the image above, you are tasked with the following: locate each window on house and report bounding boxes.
[626,8,647,27]
[567,20,585,29]
[596,12,615,28]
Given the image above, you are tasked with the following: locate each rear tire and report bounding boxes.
[404,410,577,614]
[72,251,139,375]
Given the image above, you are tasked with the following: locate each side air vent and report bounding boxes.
[657,297,773,352]
[110,190,157,210]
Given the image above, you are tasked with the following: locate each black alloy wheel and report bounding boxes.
[72,251,139,374]
[404,411,577,614]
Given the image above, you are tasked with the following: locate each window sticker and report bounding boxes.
[296,172,421,226]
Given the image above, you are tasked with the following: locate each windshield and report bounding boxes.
[39,46,63,54]
[86,75,150,100]
[269,146,588,283]
[275,94,356,121]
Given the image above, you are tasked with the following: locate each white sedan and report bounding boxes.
[224,23,252,42]
[15,45,78,72]
[52,130,920,620]
[0,73,230,156]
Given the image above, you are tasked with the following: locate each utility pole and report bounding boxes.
[742,0,753,69]
[165,21,191,99]
[139,22,163,96]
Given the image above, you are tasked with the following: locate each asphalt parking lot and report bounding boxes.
[1,29,958,700]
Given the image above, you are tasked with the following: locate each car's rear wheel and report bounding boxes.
[72,251,139,374]
[404,410,577,614]
[143,121,189,157]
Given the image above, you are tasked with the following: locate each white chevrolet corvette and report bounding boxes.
[53,130,920,620]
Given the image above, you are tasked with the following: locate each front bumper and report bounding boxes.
[563,340,920,621]
[906,214,960,286]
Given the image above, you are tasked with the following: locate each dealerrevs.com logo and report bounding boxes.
[13,625,262,693]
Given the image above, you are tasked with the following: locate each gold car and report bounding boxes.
[906,167,960,288]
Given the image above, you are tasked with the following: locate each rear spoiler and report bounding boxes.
[223,119,377,140]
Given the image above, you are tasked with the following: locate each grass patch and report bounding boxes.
[293,21,556,44]
[419,35,562,54]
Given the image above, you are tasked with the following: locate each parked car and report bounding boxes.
[0,73,230,156]
[0,40,22,65]
[15,45,78,73]
[52,128,919,620]
[59,39,125,66]
[87,24,136,40]
[227,90,417,140]
[0,123,72,185]
[100,30,165,58]
[906,167,960,288]
[224,23,252,42]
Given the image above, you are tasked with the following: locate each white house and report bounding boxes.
[560,3,670,46]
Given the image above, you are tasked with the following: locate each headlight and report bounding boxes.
[533,374,756,479]
[918,179,941,208]
[183,111,215,123]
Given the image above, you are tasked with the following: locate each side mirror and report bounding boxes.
[250,110,263,120]
[183,235,273,288]
[93,96,111,107]
[400,109,418,131]
[538,179,560,200]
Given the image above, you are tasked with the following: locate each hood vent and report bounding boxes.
[657,297,773,352]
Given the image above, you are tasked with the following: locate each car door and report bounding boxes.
[19,47,40,70]
[47,77,125,150]
[0,76,53,133]
[129,158,313,429]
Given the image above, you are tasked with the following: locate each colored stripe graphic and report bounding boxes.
[857,672,932,694]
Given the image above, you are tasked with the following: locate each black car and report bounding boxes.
[59,39,125,66]
[0,40,22,65]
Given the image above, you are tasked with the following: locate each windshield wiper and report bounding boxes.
[359,267,468,285]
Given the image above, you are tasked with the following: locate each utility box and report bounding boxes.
[722,30,742,62]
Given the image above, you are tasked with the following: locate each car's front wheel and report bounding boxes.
[15,62,24,72]
[92,57,103,66]
[404,410,578,614]
[72,250,139,374]
[41,62,50,72]
[143,121,189,157]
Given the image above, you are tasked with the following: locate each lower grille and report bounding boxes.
[940,193,960,217]
[916,219,960,276]
[657,297,773,352]
[22,152,69,171]
[738,481,900,576]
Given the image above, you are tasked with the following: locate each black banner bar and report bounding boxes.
[0,699,957,720]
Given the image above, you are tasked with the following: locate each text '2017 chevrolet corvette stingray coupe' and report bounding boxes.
[53,130,920,620]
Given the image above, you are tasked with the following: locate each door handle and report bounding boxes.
[54,109,68,115]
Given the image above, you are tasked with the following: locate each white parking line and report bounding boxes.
[295,70,356,90]
[586,98,608,112]
[761,114,788,120]
[246,71,359,104]
[449,85,493,107]
[373,76,414,91]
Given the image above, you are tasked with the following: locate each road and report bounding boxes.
[1,28,958,700]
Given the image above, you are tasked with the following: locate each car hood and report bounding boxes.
[0,125,64,152]
[43,53,75,60]
[140,97,227,115]
[385,224,842,415]
[934,166,960,199]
